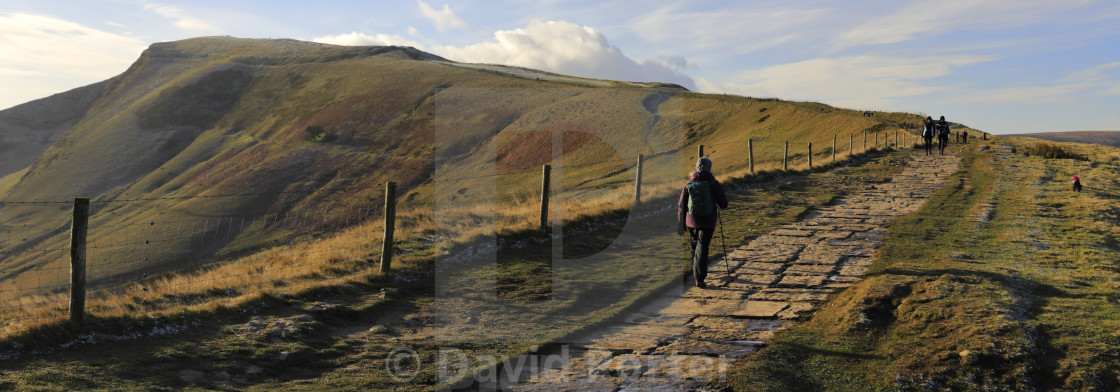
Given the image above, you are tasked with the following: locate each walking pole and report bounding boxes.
[717,209,732,283]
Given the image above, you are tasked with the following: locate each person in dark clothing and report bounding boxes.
[922,116,934,155]
[937,116,950,155]
[677,157,729,288]
[1072,176,1082,192]
[961,130,969,144]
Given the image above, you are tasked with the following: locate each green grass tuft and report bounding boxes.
[1021,142,1085,160]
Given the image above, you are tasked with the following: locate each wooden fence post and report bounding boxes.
[540,164,551,230]
[69,197,89,324]
[895,131,899,148]
[832,134,837,162]
[808,142,813,168]
[380,182,396,273]
[748,139,754,174]
[850,133,854,156]
[783,141,789,171]
[875,132,878,148]
[634,155,643,205]
[863,131,867,151]
[698,144,704,158]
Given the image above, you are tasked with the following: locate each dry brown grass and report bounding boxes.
[0,129,901,339]
[0,37,931,343]
[0,140,894,340]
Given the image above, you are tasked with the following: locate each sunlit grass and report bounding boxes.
[0,37,934,350]
[726,138,1120,391]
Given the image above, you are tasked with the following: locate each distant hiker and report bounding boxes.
[921,116,934,155]
[1072,176,1082,192]
[961,130,969,144]
[678,157,729,288]
[937,116,950,155]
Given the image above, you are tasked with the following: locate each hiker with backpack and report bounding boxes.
[937,116,950,155]
[922,116,934,155]
[1072,176,1083,192]
[678,157,729,288]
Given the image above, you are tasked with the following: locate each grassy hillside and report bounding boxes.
[0,81,106,180]
[0,146,918,391]
[0,37,926,305]
[0,36,1035,390]
[1007,130,1120,148]
[725,138,1120,390]
[0,37,960,384]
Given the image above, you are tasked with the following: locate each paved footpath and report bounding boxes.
[507,151,961,391]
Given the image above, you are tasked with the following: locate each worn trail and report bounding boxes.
[507,151,961,391]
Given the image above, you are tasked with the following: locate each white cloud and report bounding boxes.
[956,85,1083,104]
[141,2,221,33]
[105,21,126,28]
[833,0,1096,50]
[629,3,827,55]
[1060,61,1120,84]
[695,77,722,94]
[0,12,146,109]
[708,54,994,108]
[417,1,466,32]
[1065,61,1120,96]
[0,67,44,77]
[408,26,420,36]
[312,32,424,48]
[654,55,690,71]
[956,61,1120,103]
[431,20,696,89]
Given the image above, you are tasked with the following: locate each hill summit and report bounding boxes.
[0,36,921,309]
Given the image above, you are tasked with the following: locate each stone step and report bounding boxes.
[507,153,962,390]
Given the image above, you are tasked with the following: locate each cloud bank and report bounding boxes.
[0,13,146,109]
[704,54,994,109]
[417,1,467,32]
[312,32,424,48]
[315,20,696,90]
[437,20,695,89]
[141,2,221,33]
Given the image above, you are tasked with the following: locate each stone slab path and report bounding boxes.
[506,151,961,391]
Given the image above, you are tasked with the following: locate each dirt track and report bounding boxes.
[507,151,962,391]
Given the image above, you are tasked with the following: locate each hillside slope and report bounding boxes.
[0,36,1016,390]
[1005,130,1120,148]
[0,36,931,316]
[0,81,107,182]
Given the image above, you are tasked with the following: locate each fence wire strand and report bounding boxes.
[0,130,916,328]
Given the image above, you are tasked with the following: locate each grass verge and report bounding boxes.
[0,147,915,390]
[723,139,1120,391]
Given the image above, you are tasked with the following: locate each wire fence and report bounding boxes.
[0,128,923,334]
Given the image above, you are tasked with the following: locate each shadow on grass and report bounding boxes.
[867,267,1073,390]
[737,341,884,391]
[872,267,1065,298]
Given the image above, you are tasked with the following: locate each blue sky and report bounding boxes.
[2,0,1119,134]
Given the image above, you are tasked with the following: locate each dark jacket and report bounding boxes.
[678,171,729,230]
[937,121,950,137]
